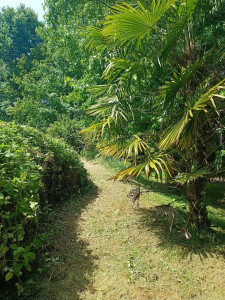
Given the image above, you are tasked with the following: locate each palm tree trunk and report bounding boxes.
[186,177,211,229]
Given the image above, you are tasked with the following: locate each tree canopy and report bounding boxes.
[0,4,43,66]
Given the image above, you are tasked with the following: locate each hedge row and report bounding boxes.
[0,121,88,285]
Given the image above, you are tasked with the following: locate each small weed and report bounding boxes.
[127,255,137,280]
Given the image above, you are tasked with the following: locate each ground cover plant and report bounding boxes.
[0,121,88,294]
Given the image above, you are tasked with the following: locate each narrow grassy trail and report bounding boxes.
[36,159,225,300]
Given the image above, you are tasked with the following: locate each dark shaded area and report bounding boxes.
[27,184,99,300]
[204,182,225,209]
[130,176,225,260]
[139,204,225,261]
[1,181,99,300]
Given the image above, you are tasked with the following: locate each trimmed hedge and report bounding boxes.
[0,121,88,285]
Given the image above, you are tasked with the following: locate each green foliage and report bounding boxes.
[81,0,225,229]
[102,0,176,47]
[0,60,14,121]
[0,121,88,285]
[47,117,85,152]
[4,1,107,139]
[0,4,43,66]
[0,5,43,122]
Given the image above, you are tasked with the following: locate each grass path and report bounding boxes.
[35,159,225,300]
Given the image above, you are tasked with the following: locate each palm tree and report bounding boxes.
[81,0,225,229]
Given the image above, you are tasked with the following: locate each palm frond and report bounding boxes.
[82,26,108,53]
[161,59,204,107]
[159,112,190,150]
[98,134,150,164]
[102,59,132,81]
[79,117,115,141]
[102,0,176,47]
[159,78,225,150]
[102,57,149,83]
[86,96,119,116]
[109,151,173,181]
[87,85,112,98]
[193,78,225,111]
[85,96,132,125]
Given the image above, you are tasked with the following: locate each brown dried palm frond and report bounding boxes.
[127,185,141,208]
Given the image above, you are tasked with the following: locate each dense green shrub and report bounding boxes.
[0,121,88,285]
[47,117,85,152]
[81,142,98,161]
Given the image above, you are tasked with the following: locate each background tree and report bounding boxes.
[6,0,115,150]
[0,4,43,66]
[0,5,43,120]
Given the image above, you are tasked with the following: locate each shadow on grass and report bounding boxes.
[131,175,184,198]
[130,176,225,261]
[139,205,225,262]
[27,183,99,300]
[204,182,225,209]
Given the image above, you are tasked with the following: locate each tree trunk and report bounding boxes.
[186,177,211,229]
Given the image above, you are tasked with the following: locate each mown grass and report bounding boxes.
[25,158,225,300]
[97,156,225,241]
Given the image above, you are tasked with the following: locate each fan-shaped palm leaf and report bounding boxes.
[159,78,225,150]
[193,79,225,111]
[103,57,149,83]
[85,95,132,123]
[83,26,108,53]
[98,134,150,164]
[102,1,176,47]
[161,58,204,107]
[80,117,115,141]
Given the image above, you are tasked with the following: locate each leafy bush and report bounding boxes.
[81,142,98,160]
[47,117,85,152]
[0,121,88,286]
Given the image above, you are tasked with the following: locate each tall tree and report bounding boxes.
[0,5,43,120]
[9,0,112,130]
[81,0,225,230]
[0,4,43,66]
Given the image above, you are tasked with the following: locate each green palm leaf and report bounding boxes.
[159,78,225,150]
[161,59,204,107]
[193,79,225,111]
[159,112,190,150]
[79,117,115,141]
[102,57,149,83]
[98,134,150,164]
[102,1,176,47]
[86,95,132,124]
[83,26,108,53]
